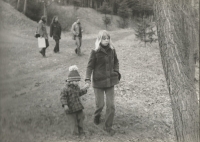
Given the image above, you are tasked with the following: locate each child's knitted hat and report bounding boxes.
[67,65,81,82]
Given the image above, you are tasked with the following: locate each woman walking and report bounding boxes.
[85,30,121,136]
[50,16,62,53]
[38,16,49,57]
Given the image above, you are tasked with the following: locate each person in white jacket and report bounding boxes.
[38,16,49,57]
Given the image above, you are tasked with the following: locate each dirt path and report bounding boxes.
[0,30,176,142]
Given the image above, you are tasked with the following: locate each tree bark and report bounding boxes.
[23,0,27,14]
[43,1,48,22]
[64,0,67,5]
[17,0,21,10]
[154,0,199,142]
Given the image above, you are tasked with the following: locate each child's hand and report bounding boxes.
[64,105,68,111]
[83,83,90,90]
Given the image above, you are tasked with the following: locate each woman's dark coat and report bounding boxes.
[86,45,120,88]
[50,22,62,40]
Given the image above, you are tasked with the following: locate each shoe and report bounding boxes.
[79,131,85,136]
[39,50,43,55]
[72,132,79,136]
[39,50,45,57]
[103,127,116,136]
[94,115,100,125]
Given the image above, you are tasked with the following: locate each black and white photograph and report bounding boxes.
[0,0,199,142]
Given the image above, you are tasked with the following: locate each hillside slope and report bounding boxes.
[0,0,37,34]
[49,5,121,33]
[0,1,121,35]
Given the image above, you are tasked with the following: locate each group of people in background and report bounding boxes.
[36,15,82,57]
[36,15,121,137]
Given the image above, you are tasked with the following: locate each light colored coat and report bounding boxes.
[38,20,48,39]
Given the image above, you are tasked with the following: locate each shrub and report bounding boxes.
[135,17,157,44]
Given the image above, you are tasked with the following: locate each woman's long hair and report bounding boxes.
[51,16,58,24]
[94,30,114,51]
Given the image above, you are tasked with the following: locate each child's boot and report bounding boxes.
[103,127,116,136]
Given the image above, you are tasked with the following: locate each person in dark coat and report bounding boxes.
[50,16,62,53]
[85,30,121,136]
[38,16,49,57]
[71,18,83,56]
[60,65,89,136]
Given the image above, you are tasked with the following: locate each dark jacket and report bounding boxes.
[38,20,48,39]
[60,84,87,114]
[50,22,62,40]
[85,45,120,88]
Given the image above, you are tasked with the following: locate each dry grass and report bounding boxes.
[0,1,199,142]
[0,28,177,142]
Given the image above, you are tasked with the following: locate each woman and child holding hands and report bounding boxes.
[60,30,121,136]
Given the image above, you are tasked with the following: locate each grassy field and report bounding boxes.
[0,1,199,142]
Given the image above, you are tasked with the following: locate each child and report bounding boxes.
[85,30,121,136]
[60,65,89,136]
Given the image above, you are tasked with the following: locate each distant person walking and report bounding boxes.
[71,18,83,56]
[38,16,49,57]
[85,30,121,136]
[50,16,62,53]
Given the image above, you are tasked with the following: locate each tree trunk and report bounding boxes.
[17,0,21,10]
[94,0,97,10]
[105,14,107,30]
[44,2,47,21]
[154,0,199,142]
[23,0,27,14]
[64,0,67,5]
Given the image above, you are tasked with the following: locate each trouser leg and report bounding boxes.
[67,113,79,135]
[45,39,49,48]
[76,37,81,55]
[77,111,85,134]
[57,39,59,52]
[79,37,82,54]
[93,88,105,120]
[39,39,48,57]
[54,39,59,52]
[104,86,115,129]
[40,48,46,57]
